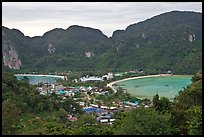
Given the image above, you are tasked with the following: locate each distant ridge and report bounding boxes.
[2,11,202,74]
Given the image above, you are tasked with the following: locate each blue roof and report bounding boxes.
[57,90,65,94]
[83,108,105,113]
[124,100,139,105]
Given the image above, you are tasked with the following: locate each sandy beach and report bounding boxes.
[107,74,172,93]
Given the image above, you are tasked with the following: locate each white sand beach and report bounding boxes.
[107,74,172,93]
[14,74,66,80]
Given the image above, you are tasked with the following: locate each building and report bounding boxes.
[55,84,64,91]
[80,76,103,82]
[102,73,114,80]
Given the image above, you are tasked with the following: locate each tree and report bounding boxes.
[170,72,202,135]
[57,108,68,123]
[185,106,202,135]
[72,114,97,127]
[61,98,83,114]
[94,124,114,135]
[153,94,172,113]
[44,120,64,135]
[114,108,175,135]
[19,128,46,135]
[2,100,22,135]
[157,97,172,113]
[22,76,29,84]
[115,86,124,97]
[152,93,159,108]
[68,114,98,135]
[191,72,202,83]
[50,92,59,100]
[112,111,128,128]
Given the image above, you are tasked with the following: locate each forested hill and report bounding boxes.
[2,11,202,74]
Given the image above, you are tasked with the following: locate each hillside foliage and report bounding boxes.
[2,11,202,74]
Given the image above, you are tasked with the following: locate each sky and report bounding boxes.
[2,2,202,37]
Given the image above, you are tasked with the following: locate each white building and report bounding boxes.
[80,76,103,82]
[102,73,114,80]
[79,73,113,82]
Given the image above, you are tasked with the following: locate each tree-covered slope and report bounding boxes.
[110,11,202,74]
[2,11,202,74]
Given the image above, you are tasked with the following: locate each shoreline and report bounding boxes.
[14,74,66,80]
[107,74,173,93]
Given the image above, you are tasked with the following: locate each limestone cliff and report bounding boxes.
[2,40,22,69]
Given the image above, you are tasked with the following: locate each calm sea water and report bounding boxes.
[112,75,192,100]
[16,75,62,85]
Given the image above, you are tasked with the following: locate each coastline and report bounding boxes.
[107,74,173,93]
[14,74,66,80]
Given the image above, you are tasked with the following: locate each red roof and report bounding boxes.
[70,117,77,121]
[67,114,72,116]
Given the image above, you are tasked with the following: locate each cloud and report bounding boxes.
[2,2,202,37]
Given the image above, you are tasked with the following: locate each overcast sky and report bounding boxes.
[2,2,202,37]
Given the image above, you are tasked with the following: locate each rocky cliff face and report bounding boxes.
[2,40,22,69]
[48,43,55,54]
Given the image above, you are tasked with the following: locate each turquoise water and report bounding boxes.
[16,75,62,85]
[113,75,192,100]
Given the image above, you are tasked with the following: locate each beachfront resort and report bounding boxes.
[34,81,152,124]
[14,70,192,125]
[17,71,157,124]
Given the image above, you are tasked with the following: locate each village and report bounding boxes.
[35,72,153,125]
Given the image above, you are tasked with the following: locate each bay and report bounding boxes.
[15,74,64,85]
[112,75,192,100]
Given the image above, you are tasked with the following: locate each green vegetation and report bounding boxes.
[2,11,202,74]
[170,71,202,135]
[153,93,172,113]
[113,108,174,135]
[2,72,83,135]
[2,99,22,135]
[2,71,202,135]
